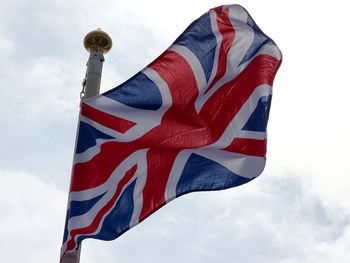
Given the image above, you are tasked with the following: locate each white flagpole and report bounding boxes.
[61,29,112,263]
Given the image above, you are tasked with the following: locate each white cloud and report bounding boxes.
[0,33,15,56]
[0,170,67,263]
[7,57,80,122]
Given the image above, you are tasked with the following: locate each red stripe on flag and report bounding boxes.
[212,5,224,13]
[204,8,235,95]
[224,138,267,157]
[148,51,211,148]
[139,149,180,222]
[149,51,199,107]
[70,141,137,192]
[81,102,136,133]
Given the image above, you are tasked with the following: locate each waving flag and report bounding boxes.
[61,4,282,260]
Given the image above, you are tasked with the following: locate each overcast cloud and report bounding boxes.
[0,0,349,262]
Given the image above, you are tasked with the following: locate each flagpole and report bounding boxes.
[81,28,112,99]
[61,28,112,263]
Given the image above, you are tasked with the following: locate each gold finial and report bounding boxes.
[83,28,112,54]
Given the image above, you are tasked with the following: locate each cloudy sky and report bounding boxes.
[1,0,349,262]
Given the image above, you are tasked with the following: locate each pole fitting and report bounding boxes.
[83,28,112,54]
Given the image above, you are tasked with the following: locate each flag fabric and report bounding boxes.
[61,4,282,260]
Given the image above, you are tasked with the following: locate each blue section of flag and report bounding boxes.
[174,13,216,82]
[103,72,162,110]
[242,95,272,132]
[239,16,273,66]
[63,192,106,243]
[176,153,253,197]
[76,121,114,154]
[69,193,106,218]
[76,180,136,244]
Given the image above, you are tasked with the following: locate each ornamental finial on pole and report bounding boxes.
[83,28,112,54]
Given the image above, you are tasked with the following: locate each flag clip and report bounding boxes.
[80,78,87,99]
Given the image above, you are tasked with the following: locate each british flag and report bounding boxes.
[61,4,282,260]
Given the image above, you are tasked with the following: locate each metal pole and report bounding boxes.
[81,49,105,99]
[81,28,113,99]
[61,28,112,263]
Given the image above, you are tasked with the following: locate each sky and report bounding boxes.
[0,0,349,262]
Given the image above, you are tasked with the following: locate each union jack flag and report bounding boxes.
[61,4,282,260]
